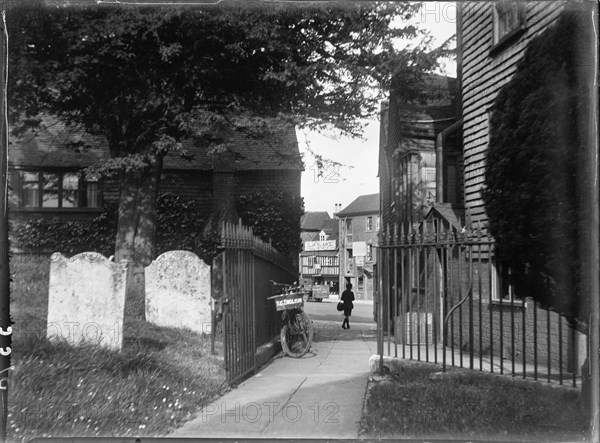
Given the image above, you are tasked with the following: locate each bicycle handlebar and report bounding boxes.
[268,280,298,286]
[267,280,309,299]
[267,291,309,300]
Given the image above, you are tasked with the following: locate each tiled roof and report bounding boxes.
[300,211,331,231]
[336,193,380,216]
[391,74,459,142]
[173,128,301,170]
[321,218,339,237]
[300,231,317,243]
[9,117,302,171]
[424,204,465,232]
[8,120,108,168]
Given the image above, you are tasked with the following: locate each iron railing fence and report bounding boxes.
[218,220,296,385]
[377,222,585,386]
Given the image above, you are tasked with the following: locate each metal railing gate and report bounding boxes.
[377,222,585,386]
[220,222,255,385]
[217,220,296,385]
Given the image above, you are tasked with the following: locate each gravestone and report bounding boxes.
[47,252,127,350]
[145,251,211,334]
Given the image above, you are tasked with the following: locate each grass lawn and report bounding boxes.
[360,360,589,441]
[9,254,227,442]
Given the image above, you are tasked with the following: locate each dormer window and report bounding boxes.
[319,230,326,242]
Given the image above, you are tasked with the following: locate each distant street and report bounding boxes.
[303,299,376,342]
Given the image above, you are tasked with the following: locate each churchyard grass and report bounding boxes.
[9,254,227,441]
[360,360,588,441]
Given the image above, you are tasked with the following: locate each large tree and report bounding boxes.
[7,2,448,315]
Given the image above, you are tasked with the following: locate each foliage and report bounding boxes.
[9,254,226,441]
[237,190,304,256]
[13,194,221,263]
[13,189,301,261]
[13,205,118,258]
[482,8,593,331]
[360,361,587,439]
[7,3,447,144]
[10,324,225,441]
[7,2,448,283]
[155,194,221,263]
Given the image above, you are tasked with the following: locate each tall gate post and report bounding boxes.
[377,245,384,375]
[584,4,600,439]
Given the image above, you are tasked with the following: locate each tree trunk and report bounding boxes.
[203,150,239,234]
[114,154,163,320]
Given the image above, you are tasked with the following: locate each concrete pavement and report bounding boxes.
[171,322,377,439]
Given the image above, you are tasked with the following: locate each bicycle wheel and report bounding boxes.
[280,311,313,358]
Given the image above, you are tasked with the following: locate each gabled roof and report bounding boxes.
[9,117,302,171]
[337,193,380,216]
[424,204,465,232]
[303,228,337,241]
[300,231,317,243]
[300,211,331,231]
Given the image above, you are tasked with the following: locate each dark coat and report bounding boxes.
[341,289,355,317]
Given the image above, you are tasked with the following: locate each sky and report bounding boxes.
[299,2,457,214]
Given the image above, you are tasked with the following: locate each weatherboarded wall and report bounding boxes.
[459,1,565,227]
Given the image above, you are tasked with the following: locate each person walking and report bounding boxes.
[341,283,355,329]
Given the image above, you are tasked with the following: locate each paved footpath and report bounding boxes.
[171,323,377,439]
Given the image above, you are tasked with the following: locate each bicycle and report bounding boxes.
[268,281,314,358]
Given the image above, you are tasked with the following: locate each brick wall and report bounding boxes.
[235,169,301,198]
[445,258,585,374]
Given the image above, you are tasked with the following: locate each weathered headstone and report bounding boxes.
[145,251,211,334]
[47,252,127,350]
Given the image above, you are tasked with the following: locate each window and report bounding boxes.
[492,1,526,48]
[358,277,364,291]
[345,218,353,242]
[366,216,373,231]
[319,231,326,241]
[444,156,461,205]
[491,263,521,304]
[12,170,101,209]
[366,244,373,262]
[423,167,437,205]
[347,248,353,260]
[320,256,338,267]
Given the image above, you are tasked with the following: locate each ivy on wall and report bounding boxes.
[13,190,303,261]
[237,190,304,257]
[13,193,221,263]
[13,204,118,257]
[482,8,592,331]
